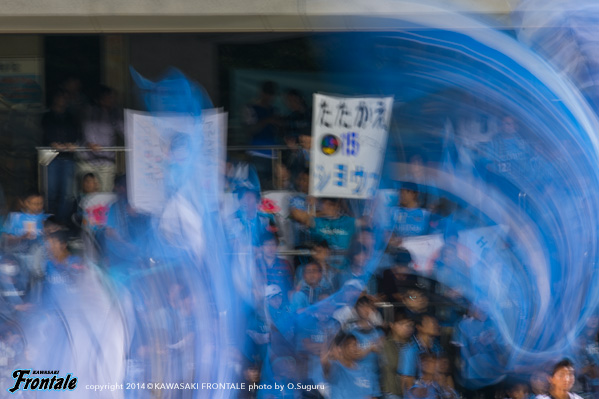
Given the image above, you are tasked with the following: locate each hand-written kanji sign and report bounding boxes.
[310,94,393,199]
[125,109,227,214]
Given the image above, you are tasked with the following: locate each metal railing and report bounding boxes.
[35,146,129,209]
[36,143,295,204]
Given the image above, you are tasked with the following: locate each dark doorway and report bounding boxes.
[44,35,101,105]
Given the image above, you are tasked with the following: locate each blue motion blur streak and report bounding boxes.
[325,0,599,383]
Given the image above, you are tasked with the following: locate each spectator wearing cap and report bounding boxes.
[263,284,295,379]
[256,233,293,303]
[264,284,292,337]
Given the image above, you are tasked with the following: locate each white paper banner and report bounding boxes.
[309,93,393,199]
[125,109,227,214]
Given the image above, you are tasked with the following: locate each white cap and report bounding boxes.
[343,279,364,291]
[265,284,282,298]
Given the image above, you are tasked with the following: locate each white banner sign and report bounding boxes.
[309,93,393,199]
[125,109,227,214]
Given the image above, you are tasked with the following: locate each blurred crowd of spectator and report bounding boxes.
[0,79,597,399]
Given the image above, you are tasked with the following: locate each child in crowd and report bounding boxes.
[322,332,378,399]
[290,262,331,313]
[405,353,442,399]
[503,381,529,399]
[43,230,85,298]
[256,233,293,302]
[435,355,457,399]
[293,197,355,269]
[73,172,100,228]
[399,314,444,394]
[336,242,377,295]
[295,299,340,389]
[308,239,336,290]
[2,191,45,253]
[347,295,385,398]
[381,310,415,399]
[2,191,47,282]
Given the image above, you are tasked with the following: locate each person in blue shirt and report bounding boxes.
[256,233,294,302]
[290,262,332,313]
[322,332,378,399]
[405,353,443,399]
[291,197,355,271]
[399,314,444,394]
[336,242,377,296]
[347,295,385,398]
[2,191,46,254]
[390,183,431,237]
[295,299,340,388]
[229,186,276,248]
[311,198,356,255]
[288,168,312,249]
[43,230,85,301]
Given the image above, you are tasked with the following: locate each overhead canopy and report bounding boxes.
[0,0,517,33]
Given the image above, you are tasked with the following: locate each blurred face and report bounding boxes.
[245,367,260,383]
[269,293,283,309]
[391,319,414,339]
[262,239,277,259]
[358,231,374,250]
[400,189,418,207]
[46,237,65,259]
[405,290,428,313]
[418,316,439,337]
[100,92,115,108]
[53,93,67,111]
[531,372,549,393]
[502,116,517,135]
[353,251,368,270]
[82,176,99,194]
[312,245,330,264]
[295,173,309,193]
[303,264,322,287]
[344,338,361,361]
[298,134,311,150]
[320,200,339,217]
[441,246,458,264]
[436,357,450,374]
[510,385,529,399]
[421,358,436,375]
[356,303,375,321]
[24,195,43,214]
[240,191,258,214]
[550,366,575,392]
